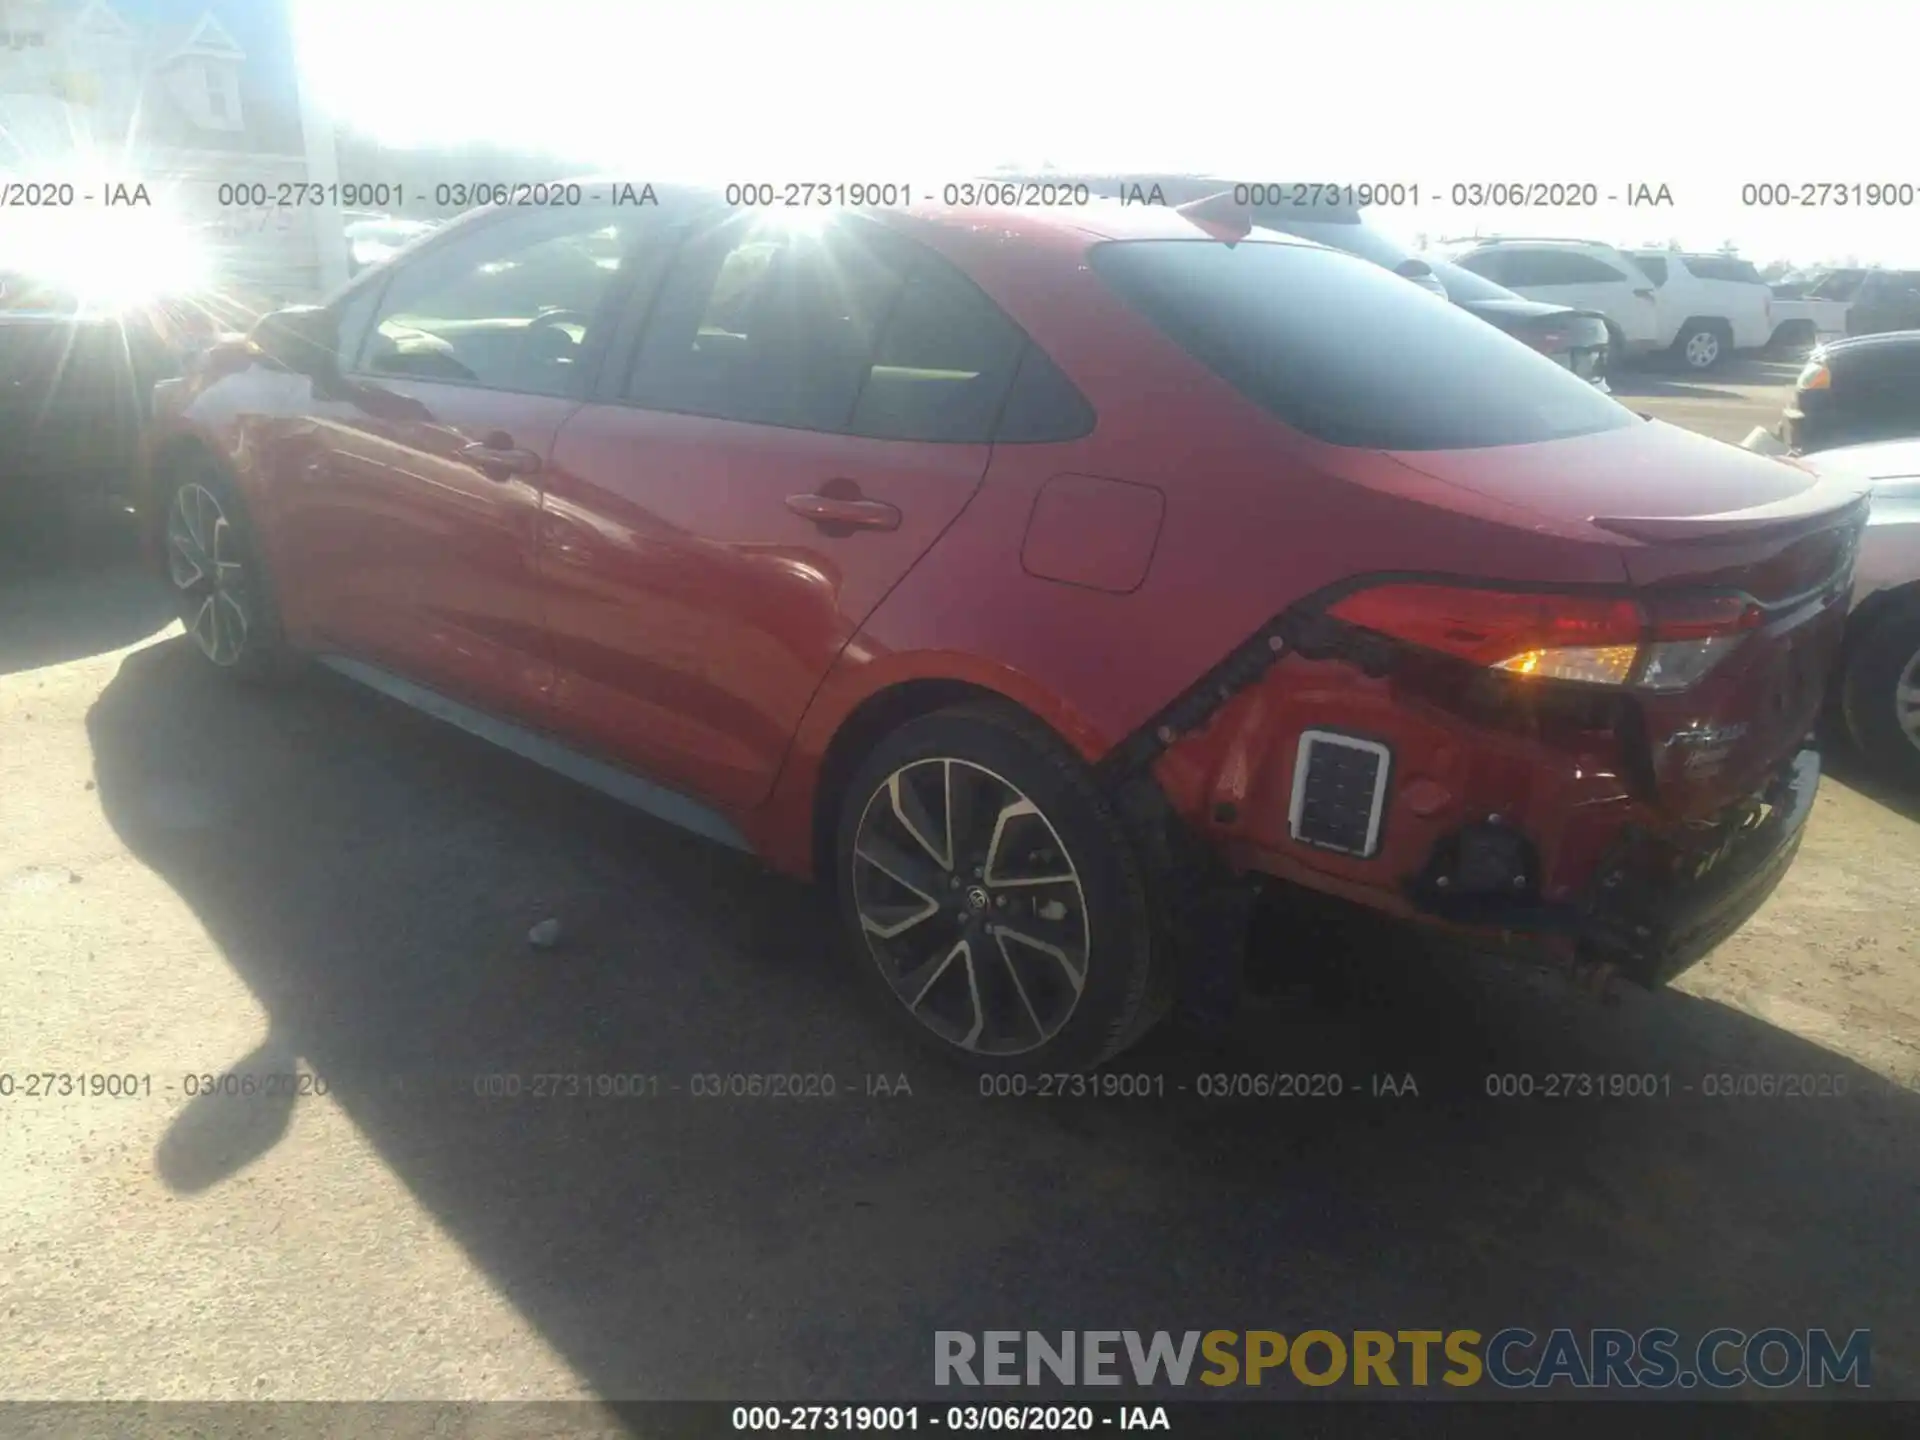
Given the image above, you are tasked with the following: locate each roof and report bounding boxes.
[554,176,1325,253]
[907,197,1314,247]
[1822,329,1920,357]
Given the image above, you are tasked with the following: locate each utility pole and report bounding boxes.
[287,0,346,297]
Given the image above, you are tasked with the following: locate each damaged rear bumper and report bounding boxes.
[1576,746,1817,985]
[1128,634,1822,990]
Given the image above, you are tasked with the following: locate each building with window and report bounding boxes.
[0,0,333,305]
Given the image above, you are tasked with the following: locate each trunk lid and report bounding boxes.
[1388,420,1869,817]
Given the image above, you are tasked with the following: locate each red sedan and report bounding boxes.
[142,185,1866,1073]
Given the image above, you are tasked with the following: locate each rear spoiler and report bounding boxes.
[1173,191,1253,243]
[1591,484,1870,545]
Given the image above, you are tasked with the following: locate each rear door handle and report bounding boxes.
[460,441,543,478]
[785,493,901,531]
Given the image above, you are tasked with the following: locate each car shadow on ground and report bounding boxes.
[74,633,1920,1411]
[1819,734,1920,826]
[0,523,175,677]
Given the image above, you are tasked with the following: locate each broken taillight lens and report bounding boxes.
[1326,584,1760,692]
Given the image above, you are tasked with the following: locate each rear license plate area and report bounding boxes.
[1288,730,1392,858]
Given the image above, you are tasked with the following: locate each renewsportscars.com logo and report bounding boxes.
[935,1328,1872,1390]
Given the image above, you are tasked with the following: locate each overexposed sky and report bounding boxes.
[290,0,1920,266]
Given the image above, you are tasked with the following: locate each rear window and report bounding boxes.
[1424,256,1516,304]
[1250,214,1406,269]
[1089,239,1635,451]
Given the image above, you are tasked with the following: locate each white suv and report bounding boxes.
[1442,239,1663,364]
[1624,251,1774,370]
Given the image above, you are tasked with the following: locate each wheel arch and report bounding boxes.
[143,431,236,563]
[803,672,1107,888]
[1846,579,1920,667]
[1771,318,1817,348]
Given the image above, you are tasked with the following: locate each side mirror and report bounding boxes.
[1393,258,1434,278]
[248,305,339,378]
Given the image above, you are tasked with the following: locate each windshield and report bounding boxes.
[1808,270,1868,301]
[1090,238,1634,450]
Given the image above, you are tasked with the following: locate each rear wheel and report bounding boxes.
[1842,599,1920,787]
[835,704,1171,1074]
[1673,321,1728,372]
[162,460,292,682]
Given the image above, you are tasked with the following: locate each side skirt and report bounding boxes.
[316,655,754,854]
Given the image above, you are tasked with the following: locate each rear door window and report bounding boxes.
[628,214,905,432]
[1089,238,1635,450]
[1453,250,1512,284]
[628,213,1033,441]
[846,250,1027,443]
[1502,250,1632,287]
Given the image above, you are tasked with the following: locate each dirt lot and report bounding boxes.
[4,368,1919,1408]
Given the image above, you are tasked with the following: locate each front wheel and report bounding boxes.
[1842,600,1920,787]
[835,703,1172,1074]
[162,461,292,681]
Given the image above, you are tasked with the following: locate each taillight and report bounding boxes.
[1326,584,1760,692]
[1637,592,1764,690]
[1797,359,1831,390]
[1523,328,1569,353]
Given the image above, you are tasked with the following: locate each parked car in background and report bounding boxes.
[1846,270,1920,337]
[343,213,441,278]
[1826,438,1920,784]
[1625,251,1774,371]
[144,187,1864,1072]
[1,271,210,542]
[1012,174,1452,299]
[1442,238,1662,364]
[1743,434,1920,784]
[1423,256,1609,388]
[1774,268,1867,301]
[1768,268,1857,352]
[1751,332,1920,453]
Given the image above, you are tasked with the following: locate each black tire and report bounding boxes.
[834,702,1172,1074]
[1603,322,1630,372]
[158,455,294,683]
[1842,599,1920,787]
[1671,320,1730,372]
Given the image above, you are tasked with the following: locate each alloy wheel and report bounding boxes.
[1898,647,1920,754]
[165,482,250,667]
[1684,330,1721,369]
[850,757,1090,1057]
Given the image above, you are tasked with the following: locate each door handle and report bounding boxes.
[785,493,901,531]
[460,441,543,478]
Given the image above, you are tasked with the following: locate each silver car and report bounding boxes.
[1751,432,1920,781]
